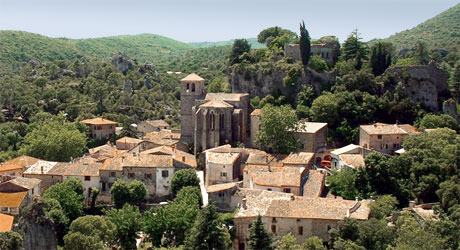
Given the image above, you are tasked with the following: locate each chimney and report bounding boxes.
[290,195,295,201]
[182,156,185,162]
[41,166,44,174]
[409,200,416,208]
[242,198,247,210]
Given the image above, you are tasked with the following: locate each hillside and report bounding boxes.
[381,3,460,54]
[190,38,265,49]
[0,31,195,72]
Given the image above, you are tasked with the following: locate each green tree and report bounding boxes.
[206,77,230,93]
[449,60,460,98]
[277,232,301,250]
[308,55,328,72]
[369,195,398,219]
[332,238,365,250]
[328,169,359,200]
[0,232,23,250]
[393,212,444,250]
[436,177,460,211]
[341,30,368,70]
[20,120,86,162]
[257,26,297,46]
[43,178,85,220]
[247,215,273,250]
[414,41,430,65]
[302,236,326,250]
[229,39,251,65]
[128,180,147,205]
[369,42,392,76]
[90,188,100,210]
[356,218,394,250]
[256,104,298,154]
[105,204,143,250]
[170,168,200,197]
[184,203,232,250]
[299,21,311,66]
[110,179,147,208]
[418,113,459,131]
[64,215,117,250]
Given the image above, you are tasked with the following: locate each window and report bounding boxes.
[327,225,332,232]
[248,223,252,229]
[84,176,91,181]
[210,113,216,131]
[186,83,190,90]
[298,226,303,235]
[110,172,116,177]
[191,83,195,92]
[109,125,112,129]
[145,174,152,179]
[283,188,291,193]
[272,217,277,223]
[267,188,272,191]
[108,183,113,189]
[301,143,305,149]
[218,192,224,197]
[96,125,102,130]
[221,172,227,178]
[377,135,383,139]
[271,225,277,233]
[32,189,34,195]
[393,144,399,149]
[102,183,106,192]
[364,144,368,149]
[128,173,135,179]
[162,170,169,178]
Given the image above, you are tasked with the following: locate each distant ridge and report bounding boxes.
[190,38,265,49]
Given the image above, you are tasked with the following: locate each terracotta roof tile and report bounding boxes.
[143,129,181,146]
[206,151,241,165]
[181,73,204,82]
[116,136,144,145]
[360,123,407,135]
[6,177,41,190]
[144,120,170,127]
[0,213,14,232]
[247,165,306,188]
[141,146,197,168]
[0,156,41,172]
[80,117,117,125]
[250,109,262,116]
[205,93,249,102]
[206,182,238,193]
[282,152,315,165]
[199,100,234,108]
[340,154,365,169]
[294,122,328,133]
[302,170,325,197]
[23,161,59,175]
[0,192,27,208]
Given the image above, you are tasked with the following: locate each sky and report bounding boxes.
[0,0,458,43]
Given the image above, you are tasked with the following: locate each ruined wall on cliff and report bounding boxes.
[228,62,335,105]
[382,61,450,112]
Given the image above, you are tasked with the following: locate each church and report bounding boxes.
[179,73,250,155]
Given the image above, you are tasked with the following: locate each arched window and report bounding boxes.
[186,83,190,90]
[191,83,196,92]
[210,113,215,131]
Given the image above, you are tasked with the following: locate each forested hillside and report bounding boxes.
[380,3,460,57]
[190,38,264,48]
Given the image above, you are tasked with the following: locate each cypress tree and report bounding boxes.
[247,215,273,250]
[299,21,311,66]
[370,42,392,76]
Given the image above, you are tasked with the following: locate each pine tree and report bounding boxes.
[247,215,273,250]
[450,61,460,99]
[341,29,368,70]
[299,21,311,66]
[370,42,392,76]
[184,203,231,250]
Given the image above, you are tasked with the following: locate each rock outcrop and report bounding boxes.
[111,52,134,74]
[443,99,460,123]
[229,65,335,105]
[382,61,450,111]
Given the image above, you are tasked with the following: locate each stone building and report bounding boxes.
[116,136,144,151]
[330,144,372,170]
[359,123,420,155]
[0,155,40,177]
[284,43,335,64]
[137,120,171,135]
[233,190,370,249]
[23,161,66,194]
[179,73,250,154]
[80,117,117,140]
[0,177,41,199]
[205,149,242,186]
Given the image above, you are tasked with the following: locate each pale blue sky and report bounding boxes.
[0,0,458,42]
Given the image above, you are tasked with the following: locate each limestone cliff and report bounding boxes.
[228,63,335,105]
[382,61,450,112]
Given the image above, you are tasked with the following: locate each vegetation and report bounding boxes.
[110,179,147,208]
[247,215,273,250]
[63,215,116,250]
[104,204,143,250]
[0,232,23,250]
[170,168,200,197]
[299,21,311,66]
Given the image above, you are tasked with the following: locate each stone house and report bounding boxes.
[140,146,197,170]
[250,109,327,153]
[179,73,250,154]
[116,136,144,151]
[59,160,102,198]
[233,190,370,249]
[136,129,187,153]
[205,149,242,186]
[137,120,171,134]
[0,155,40,177]
[0,176,41,199]
[359,123,420,155]
[330,144,372,170]
[80,117,117,140]
[281,152,315,168]
[0,191,28,215]
[206,182,239,212]
[23,161,66,194]
[243,164,308,195]
[284,43,335,64]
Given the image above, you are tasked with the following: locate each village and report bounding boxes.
[0,69,442,249]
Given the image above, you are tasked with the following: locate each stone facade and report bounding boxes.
[180,73,250,155]
[137,120,171,135]
[80,117,117,140]
[284,43,335,64]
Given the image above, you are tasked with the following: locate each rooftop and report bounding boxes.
[331,144,362,156]
[206,182,238,193]
[250,109,262,116]
[116,136,144,145]
[181,73,205,82]
[340,154,366,169]
[103,154,173,170]
[58,161,102,177]
[80,117,117,125]
[23,160,59,175]
[199,99,234,108]
[302,170,325,198]
[0,155,41,172]
[295,122,328,133]
[282,152,315,165]
[0,191,27,208]
[246,165,306,188]
[205,93,249,102]
[6,177,41,190]
[206,151,241,165]
[0,213,14,232]
[141,146,197,168]
[143,129,181,146]
[360,123,419,135]
[235,190,370,220]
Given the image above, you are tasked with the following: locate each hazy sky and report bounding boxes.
[0,0,458,43]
